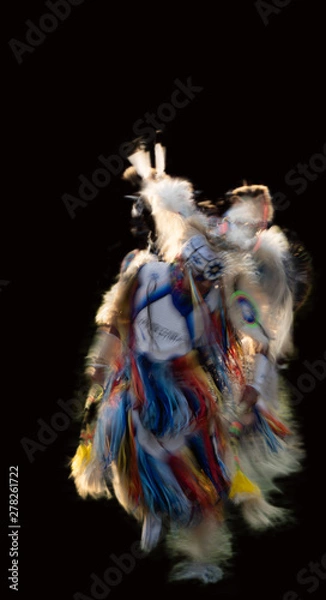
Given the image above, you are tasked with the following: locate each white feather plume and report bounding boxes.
[154,142,166,177]
[143,176,195,217]
[128,149,152,179]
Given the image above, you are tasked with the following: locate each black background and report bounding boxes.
[2,2,325,599]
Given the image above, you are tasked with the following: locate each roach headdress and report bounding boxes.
[125,137,219,264]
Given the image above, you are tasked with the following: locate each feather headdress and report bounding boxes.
[127,136,196,216]
[126,136,210,262]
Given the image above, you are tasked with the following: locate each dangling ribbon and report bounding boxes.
[228,417,262,503]
[187,269,214,346]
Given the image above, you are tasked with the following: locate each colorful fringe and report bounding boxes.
[87,349,232,523]
[228,419,262,502]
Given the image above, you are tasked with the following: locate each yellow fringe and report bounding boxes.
[229,468,262,500]
[71,443,93,474]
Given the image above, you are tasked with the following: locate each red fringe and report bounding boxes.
[168,453,216,510]
[260,408,292,438]
[200,426,228,492]
[130,355,146,409]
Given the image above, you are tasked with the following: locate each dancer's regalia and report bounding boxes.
[70,142,311,583]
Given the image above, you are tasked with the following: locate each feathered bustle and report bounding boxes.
[226,183,274,224]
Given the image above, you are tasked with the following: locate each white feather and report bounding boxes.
[166,517,233,567]
[143,176,195,216]
[154,142,166,177]
[240,496,290,530]
[128,149,152,179]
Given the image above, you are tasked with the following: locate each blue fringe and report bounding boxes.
[182,386,201,418]
[253,407,282,453]
[188,431,229,494]
[93,389,131,465]
[211,432,231,482]
[136,355,191,436]
[136,441,191,523]
[188,432,215,483]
